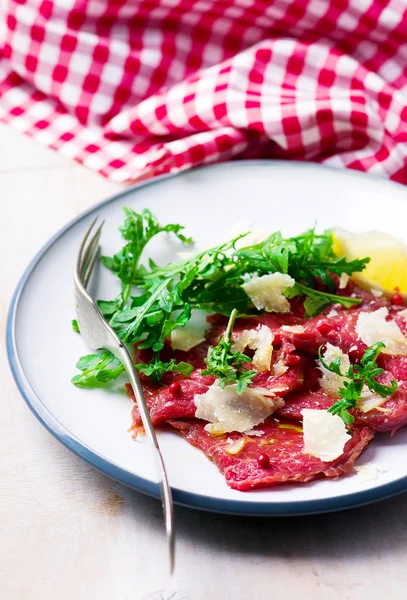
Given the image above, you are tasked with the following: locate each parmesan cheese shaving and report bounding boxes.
[224,437,247,455]
[243,429,265,437]
[281,325,305,333]
[302,409,350,462]
[327,308,338,318]
[272,358,289,377]
[354,463,387,483]
[232,325,273,371]
[170,327,205,352]
[194,382,284,434]
[242,272,295,313]
[356,389,388,413]
[318,343,351,398]
[339,273,350,289]
[230,220,268,248]
[355,307,407,355]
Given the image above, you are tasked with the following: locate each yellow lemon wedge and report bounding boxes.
[332,229,407,296]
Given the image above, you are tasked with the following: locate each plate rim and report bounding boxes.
[7,159,407,516]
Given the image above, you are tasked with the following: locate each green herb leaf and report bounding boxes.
[72,351,125,388]
[202,309,256,393]
[73,208,194,387]
[136,356,193,383]
[286,282,362,317]
[100,207,193,313]
[72,319,80,333]
[73,211,371,389]
[323,342,398,424]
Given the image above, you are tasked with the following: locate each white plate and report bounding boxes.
[7,161,407,515]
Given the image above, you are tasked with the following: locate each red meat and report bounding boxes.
[130,358,305,429]
[285,348,407,432]
[170,418,374,491]
[127,369,215,431]
[125,282,407,490]
[277,390,334,421]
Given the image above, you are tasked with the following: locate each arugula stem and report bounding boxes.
[295,282,362,307]
[224,308,238,344]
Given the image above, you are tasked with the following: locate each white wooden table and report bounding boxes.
[2,122,407,600]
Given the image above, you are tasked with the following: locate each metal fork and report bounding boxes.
[74,217,175,573]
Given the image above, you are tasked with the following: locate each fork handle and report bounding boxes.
[115,343,175,574]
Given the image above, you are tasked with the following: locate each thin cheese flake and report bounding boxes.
[281,325,305,333]
[356,389,388,413]
[231,220,268,248]
[339,273,350,289]
[355,307,407,355]
[302,409,350,462]
[272,358,289,376]
[170,327,205,352]
[242,272,295,313]
[232,325,273,371]
[194,382,284,434]
[354,463,387,483]
[318,343,351,398]
[224,437,247,455]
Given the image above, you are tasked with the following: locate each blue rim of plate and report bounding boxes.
[7,160,407,516]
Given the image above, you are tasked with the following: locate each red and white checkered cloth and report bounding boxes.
[1,0,407,183]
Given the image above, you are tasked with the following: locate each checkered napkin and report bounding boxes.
[1,0,407,183]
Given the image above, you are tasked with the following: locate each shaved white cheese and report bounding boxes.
[170,310,208,351]
[349,344,358,352]
[170,327,205,351]
[371,289,383,298]
[232,325,273,371]
[242,272,295,313]
[302,409,350,462]
[281,325,305,333]
[354,463,387,483]
[272,358,289,376]
[355,307,407,355]
[230,221,268,248]
[327,308,338,318]
[224,437,247,455]
[244,429,264,437]
[356,389,388,413]
[194,382,284,434]
[318,343,351,398]
[339,273,350,289]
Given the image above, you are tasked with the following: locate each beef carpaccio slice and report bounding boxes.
[126,280,407,490]
[130,344,307,430]
[169,418,374,491]
[277,367,407,433]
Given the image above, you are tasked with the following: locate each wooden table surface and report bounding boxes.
[2,122,407,600]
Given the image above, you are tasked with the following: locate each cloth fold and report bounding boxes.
[1,0,407,183]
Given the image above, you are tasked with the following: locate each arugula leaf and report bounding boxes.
[136,356,193,383]
[319,342,398,424]
[285,282,362,317]
[73,212,371,390]
[72,319,80,333]
[72,351,125,388]
[202,309,256,393]
[72,208,194,387]
[100,207,192,312]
